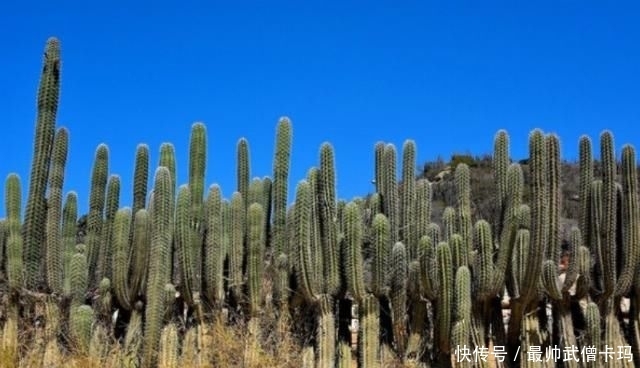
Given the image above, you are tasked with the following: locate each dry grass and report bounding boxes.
[0,312,309,368]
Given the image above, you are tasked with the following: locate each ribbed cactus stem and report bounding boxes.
[494,129,510,234]
[112,207,133,310]
[578,135,593,253]
[237,138,250,207]
[382,144,399,244]
[418,235,437,300]
[176,185,197,307]
[86,144,109,287]
[522,129,547,302]
[247,203,265,316]
[455,163,473,263]
[131,144,149,217]
[23,37,60,290]
[343,201,366,302]
[374,141,385,194]
[204,184,225,307]
[435,241,453,354]
[6,174,24,291]
[96,174,119,283]
[69,244,88,308]
[600,131,617,302]
[229,192,246,301]
[129,209,150,304]
[370,213,390,298]
[69,305,94,354]
[614,144,639,297]
[545,133,561,264]
[272,117,292,256]
[62,191,77,295]
[358,294,380,368]
[452,266,472,366]
[400,140,417,258]
[142,167,174,368]
[389,241,408,356]
[318,142,340,296]
[45,127,68,294]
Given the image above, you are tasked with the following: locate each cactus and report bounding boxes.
[204,184,225,308]
[23,37,61,290]
[112,207,133,310]
[142,167,174,368]
[237,138,250,206]
[6,174,24,291]
[69,305,94,354]
[96,174,120,284]
[45,127,68,295]
[247,203,265,317]
[86,144,109,287]
[400,140,417,258]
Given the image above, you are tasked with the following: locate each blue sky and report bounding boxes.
[1,2,640,218]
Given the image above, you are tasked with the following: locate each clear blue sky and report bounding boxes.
[2,2,640,218]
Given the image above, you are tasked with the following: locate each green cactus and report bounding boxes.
[247,203,265,317]
[23,37,61,290]
[400,140,417,258]
[237,138,250,206]
[176,184,198,307]
[69,305,94,354]
[62,191,78,296]
[96,174,119,284]
[142,167,174,368]
[229,191,246,302]
[132,144,150,217]
[452,266,471,368]
[614,144,639,297]
[359,294,381,368]
[129,209,150,305]
[435,241,453,355]
[455,163,472,264]
[389,241,408,358]
[271,118,292,313]
[69,244,88,308]
[204,184,225,308]
[45,127,68,295]
[6,174,24,291]
[112,207,133,310]
[86,144,109,287]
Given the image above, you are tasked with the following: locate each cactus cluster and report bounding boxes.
[1,37,640,368]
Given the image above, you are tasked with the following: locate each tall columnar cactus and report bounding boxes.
[237,138,250,207]
[454,163,472,268]
[6,174,24,291]
[62,191,78,295]
[451,266,472,368]
[507,129,548,361]
[599,130,617,304]
[382,144,399,245]
[400,140,417,258]
[247,203,265,317]
[176,184,199,308]
[389,241,408,357]
[132,144,150,216]
[229,192,246,302]
[204,184,225,308]
[271,117,292,310]
[493,129,509,234]
[45,127,68,294]
[318,143,340,296]
[614,144,639,297]
[112,207,134,310]
[86,144,109,287]
[96,174,119,284]
[143,167,174,368]
[22,38,61,290]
